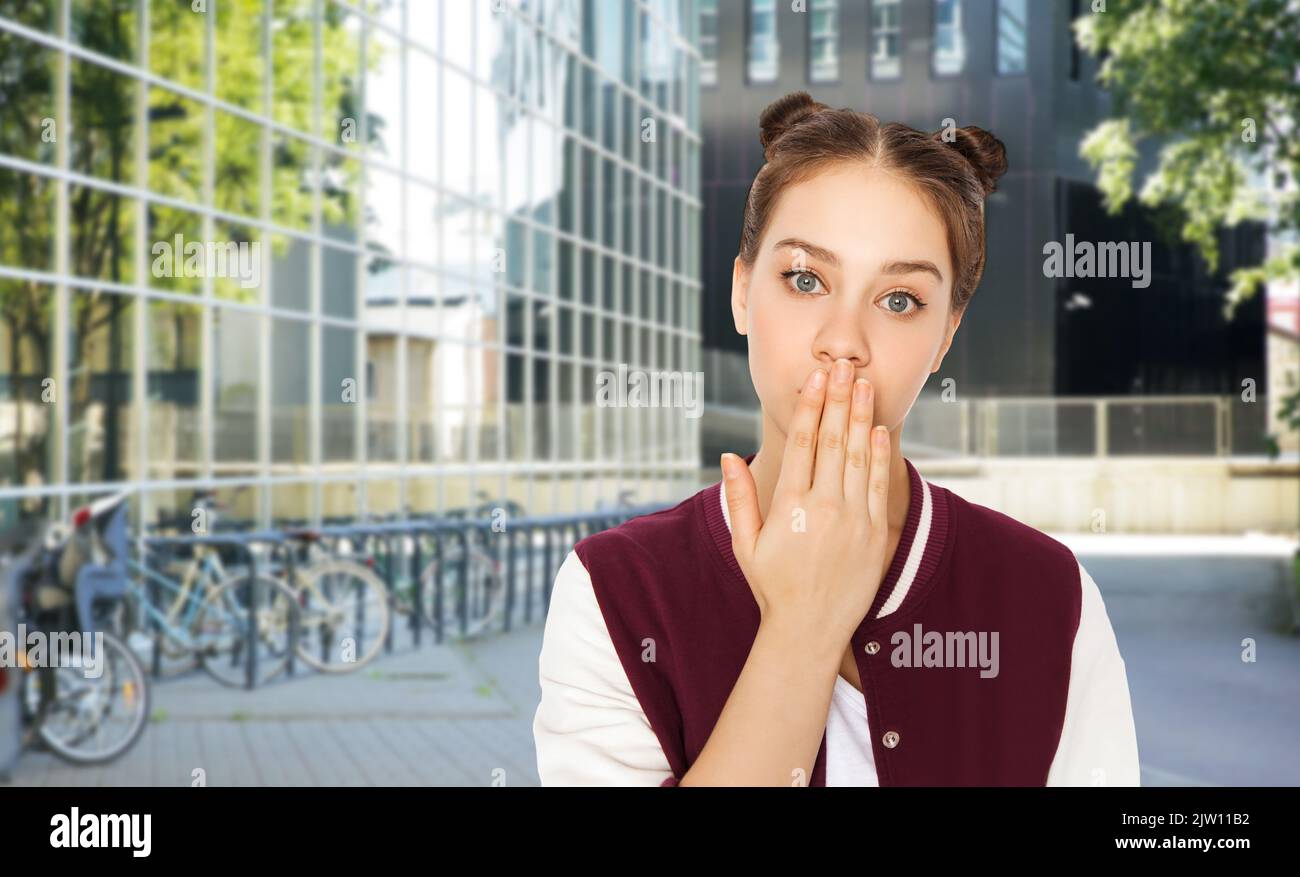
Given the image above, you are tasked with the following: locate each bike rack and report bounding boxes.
[129,501,672,686]
[139,530,297,691]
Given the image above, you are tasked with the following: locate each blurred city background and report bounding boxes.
[0,0,1297,787]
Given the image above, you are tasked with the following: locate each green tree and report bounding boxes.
[1073,0,1300,456]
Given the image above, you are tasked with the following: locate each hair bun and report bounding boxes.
[934,125,1008,196]
[759,91,829,159]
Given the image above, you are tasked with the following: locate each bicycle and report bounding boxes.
[122,541,300,688]
[14,493,150,766]
[374,492,527,641]
[132,488,388,679]
[278,528,392,673]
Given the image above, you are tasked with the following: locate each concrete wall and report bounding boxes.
[918,457,1300,535]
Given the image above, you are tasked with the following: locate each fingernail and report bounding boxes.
[720,453,737,479]
[874,426,888,445]
[833,359,852,383]
[811,369,827,389]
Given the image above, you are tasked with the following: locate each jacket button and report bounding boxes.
[864,640,880,655]
[882,730,900,749]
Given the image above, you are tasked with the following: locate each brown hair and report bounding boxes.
[738,91,1008,315]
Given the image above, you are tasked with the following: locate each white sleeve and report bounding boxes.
[1047,558,1141,786]
[532,548,676,786]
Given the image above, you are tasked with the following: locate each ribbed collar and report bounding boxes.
[703,452,951,628]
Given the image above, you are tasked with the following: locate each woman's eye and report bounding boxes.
[781,270,824,296]
[880,290,926,317]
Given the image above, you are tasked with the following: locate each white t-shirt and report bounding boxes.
[827,675,879,785]
[533,475,1141,786]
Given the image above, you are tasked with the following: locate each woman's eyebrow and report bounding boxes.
[879,259,944,284]
[773,237,841,267]
[773,238,944,284]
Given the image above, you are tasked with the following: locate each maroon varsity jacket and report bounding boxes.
[572,454,1090,786]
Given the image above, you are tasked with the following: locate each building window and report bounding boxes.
[701,0,719,86]
[997,0,1027,75]
[870,0,901,81]
[809,0,839,83]
[0,1,702,527]
[932,0,966,76]
[747,0,779,84]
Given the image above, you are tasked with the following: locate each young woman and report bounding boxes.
[532,91,1140,786]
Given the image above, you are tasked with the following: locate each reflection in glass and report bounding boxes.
[406,45,442,186]
[69,291,136,484]
[272,318,311,467]
[324,245,359,320]
[72,58,137,184]
[408,333,436,463]
[0,282,54,493]
[997,0,1028,76]
[872,0,902,80]
[0,33,56,166]
[934,0,967,76]
[272,481,314,529]
[747,0,778,84]
[810,0,839,83]
[149,0,204,92]
[212,307,260,466]
[214,109,262,219]
[321,1,363,149]
[146,204,203,295]
[272,132,315,233]
[321,325,357,463]
[272,0,315,130]
[322,154,361,244]
[148,85,205,205]
[270,233,311,312]
[368,25,404,166]
[366,331,399,462]
[70,188,135,284]
[215,0,266,112]
[147,300,201,480]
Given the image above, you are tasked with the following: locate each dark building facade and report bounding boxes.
[696,0,1267,460]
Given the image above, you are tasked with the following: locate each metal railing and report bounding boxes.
[705,394,1277,459]
[130,500,671,690]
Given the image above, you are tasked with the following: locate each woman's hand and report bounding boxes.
[721,358,892,646]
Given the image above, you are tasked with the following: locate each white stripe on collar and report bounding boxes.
[874,476,932,619]
[718,471,934,620]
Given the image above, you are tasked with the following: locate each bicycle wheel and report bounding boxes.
[291,560,391,673]
[105,590,200,677]
[420,547,505,639]
[191,574,298,688]
[28,631,151,766]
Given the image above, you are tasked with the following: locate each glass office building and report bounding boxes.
[0,0,703,532]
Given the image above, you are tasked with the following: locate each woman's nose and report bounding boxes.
[815,354,866,379]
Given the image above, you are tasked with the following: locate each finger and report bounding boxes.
[721,452,763,563]
[775,366,828,498]
[812,358,855,497]
[867,425,891,533]
[844,378,873,512]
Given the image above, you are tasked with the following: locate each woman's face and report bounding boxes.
[732,163,964,436]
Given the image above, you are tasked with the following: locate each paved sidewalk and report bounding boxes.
[5,620,549,787]
[4,541,1298,787]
